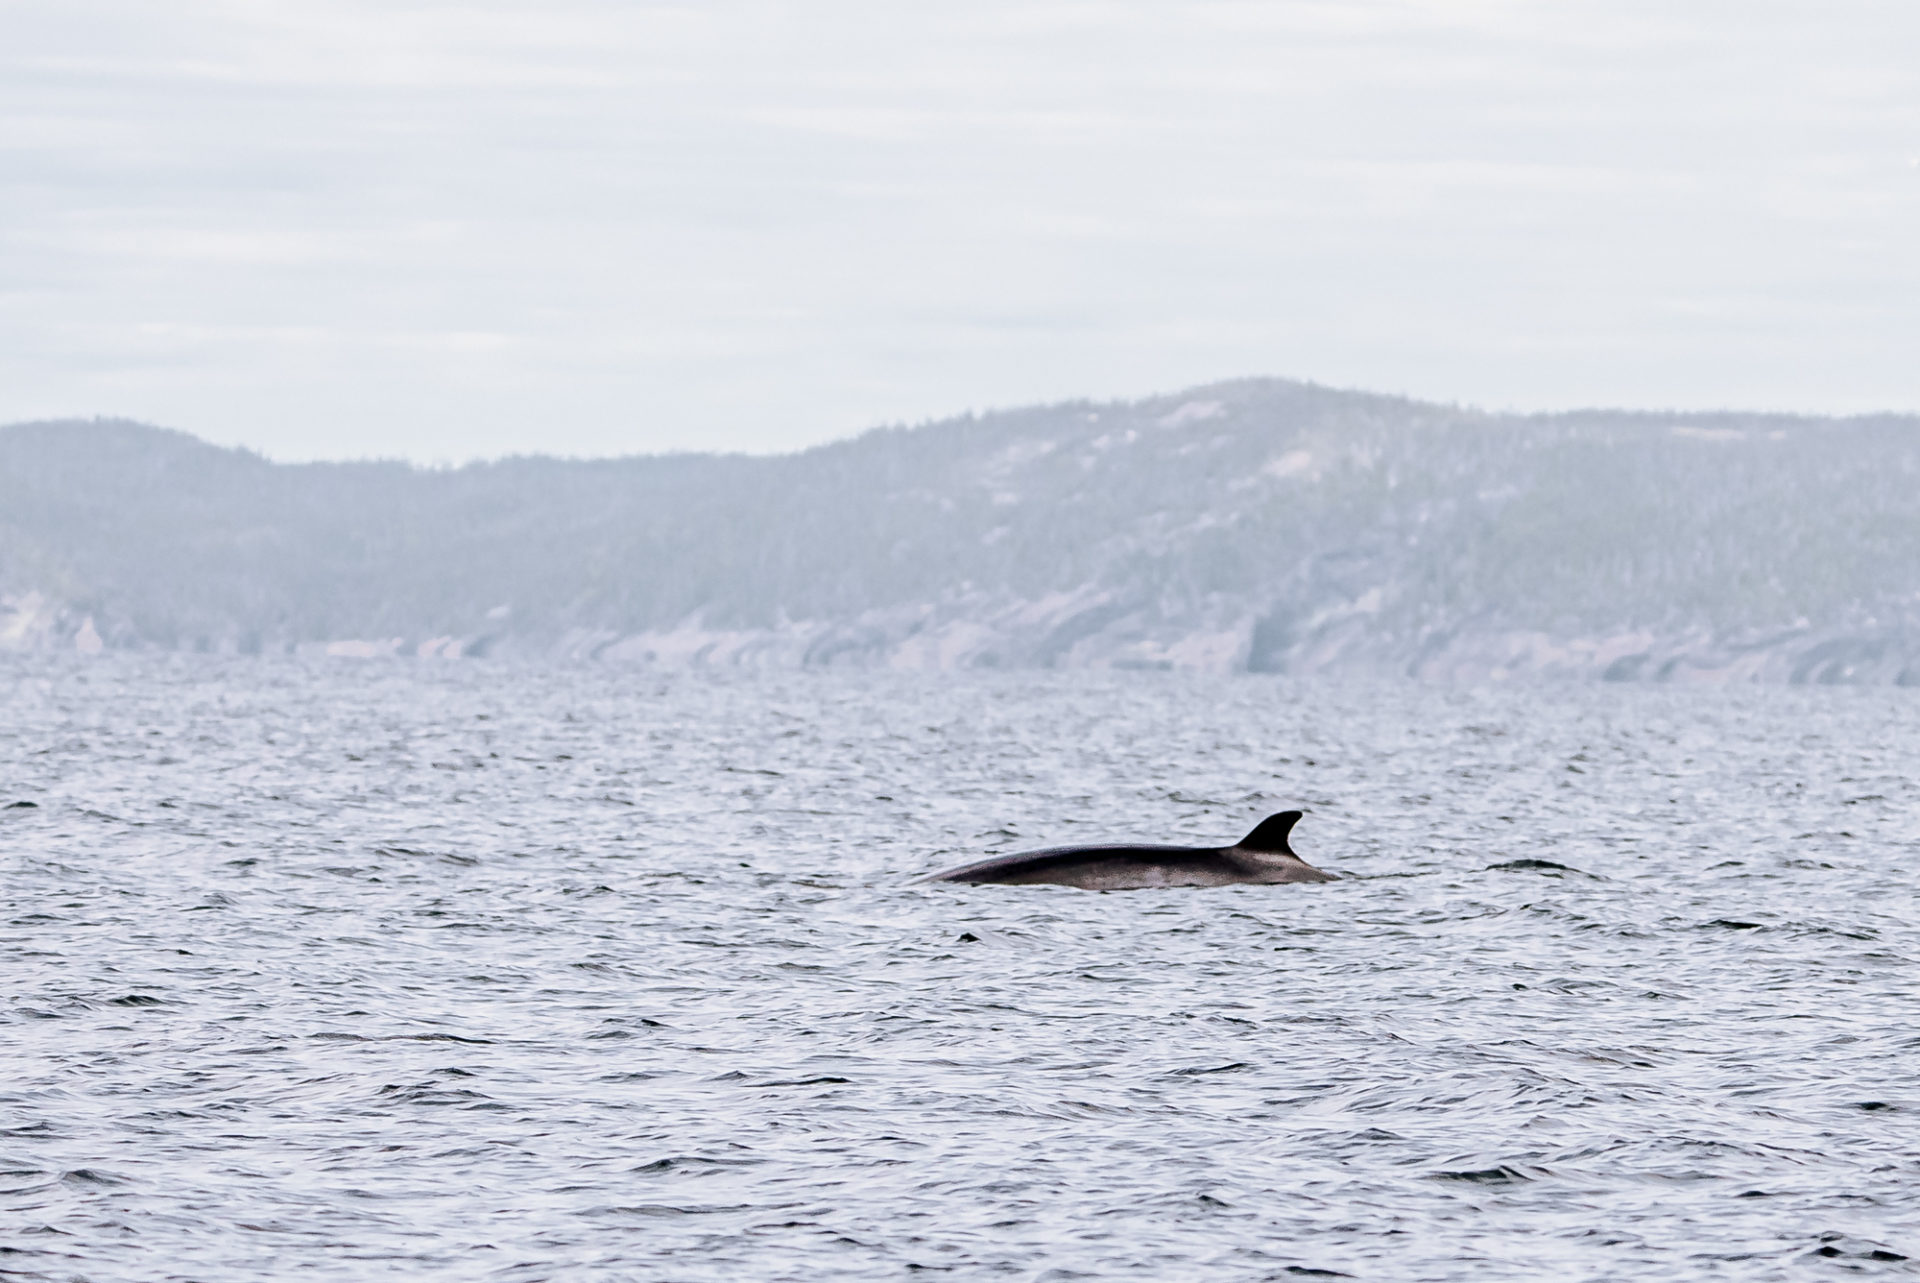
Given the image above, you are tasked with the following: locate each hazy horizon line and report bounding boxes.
[10,373,1920,468]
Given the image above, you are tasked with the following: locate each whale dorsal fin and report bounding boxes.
[1236,810,1302,854]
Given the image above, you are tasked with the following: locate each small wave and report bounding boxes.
[1431,1165,1538,1184]
[1485,858,1596,876]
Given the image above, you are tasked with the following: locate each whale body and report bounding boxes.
[919,811,1332,890]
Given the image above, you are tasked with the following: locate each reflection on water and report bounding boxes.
[3,658,1917,1279]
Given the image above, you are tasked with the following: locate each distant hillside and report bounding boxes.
[5,380,1920,681]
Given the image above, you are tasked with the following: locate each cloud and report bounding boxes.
[2,0,1918,460]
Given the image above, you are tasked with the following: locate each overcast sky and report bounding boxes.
[3,1,1917,460]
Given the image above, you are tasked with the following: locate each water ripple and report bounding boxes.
[2,657,1918,1279]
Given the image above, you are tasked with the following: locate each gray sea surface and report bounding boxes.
[2,658,1917,1281]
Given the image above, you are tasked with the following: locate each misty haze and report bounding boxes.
[6,378,1919,684]
[7,2,1920,1280]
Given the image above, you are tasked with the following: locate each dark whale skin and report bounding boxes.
[919,811,1332,890]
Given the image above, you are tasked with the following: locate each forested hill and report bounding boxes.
[5,379,1919,682]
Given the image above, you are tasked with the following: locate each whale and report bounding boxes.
[919,810,1332,890]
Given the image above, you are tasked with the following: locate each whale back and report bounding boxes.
[918,807,1330,888]
[1235,810,1302,854]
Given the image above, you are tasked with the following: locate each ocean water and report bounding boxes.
[2,658,1917,1281]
